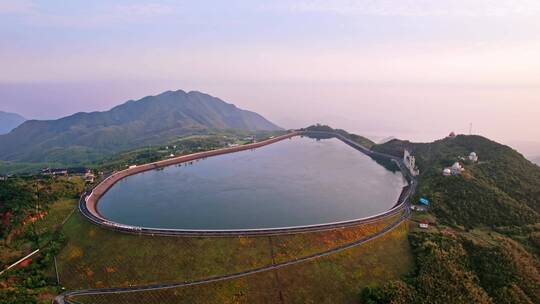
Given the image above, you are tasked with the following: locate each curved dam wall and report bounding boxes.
[81,131,415,236]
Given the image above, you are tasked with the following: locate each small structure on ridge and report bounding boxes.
[419,198,430,206]
[469,152,479,163]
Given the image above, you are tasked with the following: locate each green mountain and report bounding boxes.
[0,111,25,135]
[363,134,540,304]
[0,90,281,164]
[374,134,540,227]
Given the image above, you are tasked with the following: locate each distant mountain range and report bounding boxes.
[0,90,281,164]
[0,111,25,135]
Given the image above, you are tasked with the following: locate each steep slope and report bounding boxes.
[0,90,281,164]
[0,111,25,135]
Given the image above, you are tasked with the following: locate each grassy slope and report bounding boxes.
[57,212,405,290]
[68,221,411,304]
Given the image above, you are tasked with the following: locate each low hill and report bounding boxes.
[0,111,25,135]
[373,134,540,227]
[302,124,375,148]
[364,134,540,303]
[0,90,281,165]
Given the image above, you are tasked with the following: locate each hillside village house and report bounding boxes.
[41,168,68,176]
[84,171,96,183]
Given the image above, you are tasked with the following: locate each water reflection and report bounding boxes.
[98,136,406,229]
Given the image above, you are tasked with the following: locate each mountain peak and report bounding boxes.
[0,90,281,164]
[0,111,26,135]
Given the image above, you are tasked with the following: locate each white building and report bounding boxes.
[451,162,464,175]
[443,162,465,176]
[469,152,478,163]
[403,149,420,176]
[84,171,95,183]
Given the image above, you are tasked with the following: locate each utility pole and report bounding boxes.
[469,123,472,135]
[54,256,60,285]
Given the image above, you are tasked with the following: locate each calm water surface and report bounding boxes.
[98,136,406,229]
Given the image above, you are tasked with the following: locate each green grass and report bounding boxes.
[58,212,273,289]
[67,221,412,304]
[32,198,77,236]
[57,212,408,291]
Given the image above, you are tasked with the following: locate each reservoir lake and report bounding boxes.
[98,136,407,230]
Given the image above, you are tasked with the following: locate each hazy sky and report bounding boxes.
[1,0,539,148]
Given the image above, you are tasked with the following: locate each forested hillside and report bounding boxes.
[0,90,281,165]
[0,177,84,303]
[363,134,540,304]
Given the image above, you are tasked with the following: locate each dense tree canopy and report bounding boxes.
[362,134,540,304]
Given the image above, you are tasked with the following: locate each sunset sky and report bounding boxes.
[1,1,539,149]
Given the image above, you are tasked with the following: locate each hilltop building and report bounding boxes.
[403,149,420,176]
[469,152,479,163]
[451,162,464,175]
[448,132,457,138]
[443,162,465,176]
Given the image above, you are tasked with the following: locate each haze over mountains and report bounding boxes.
[0,90,281,164]
[0,111,25,135]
